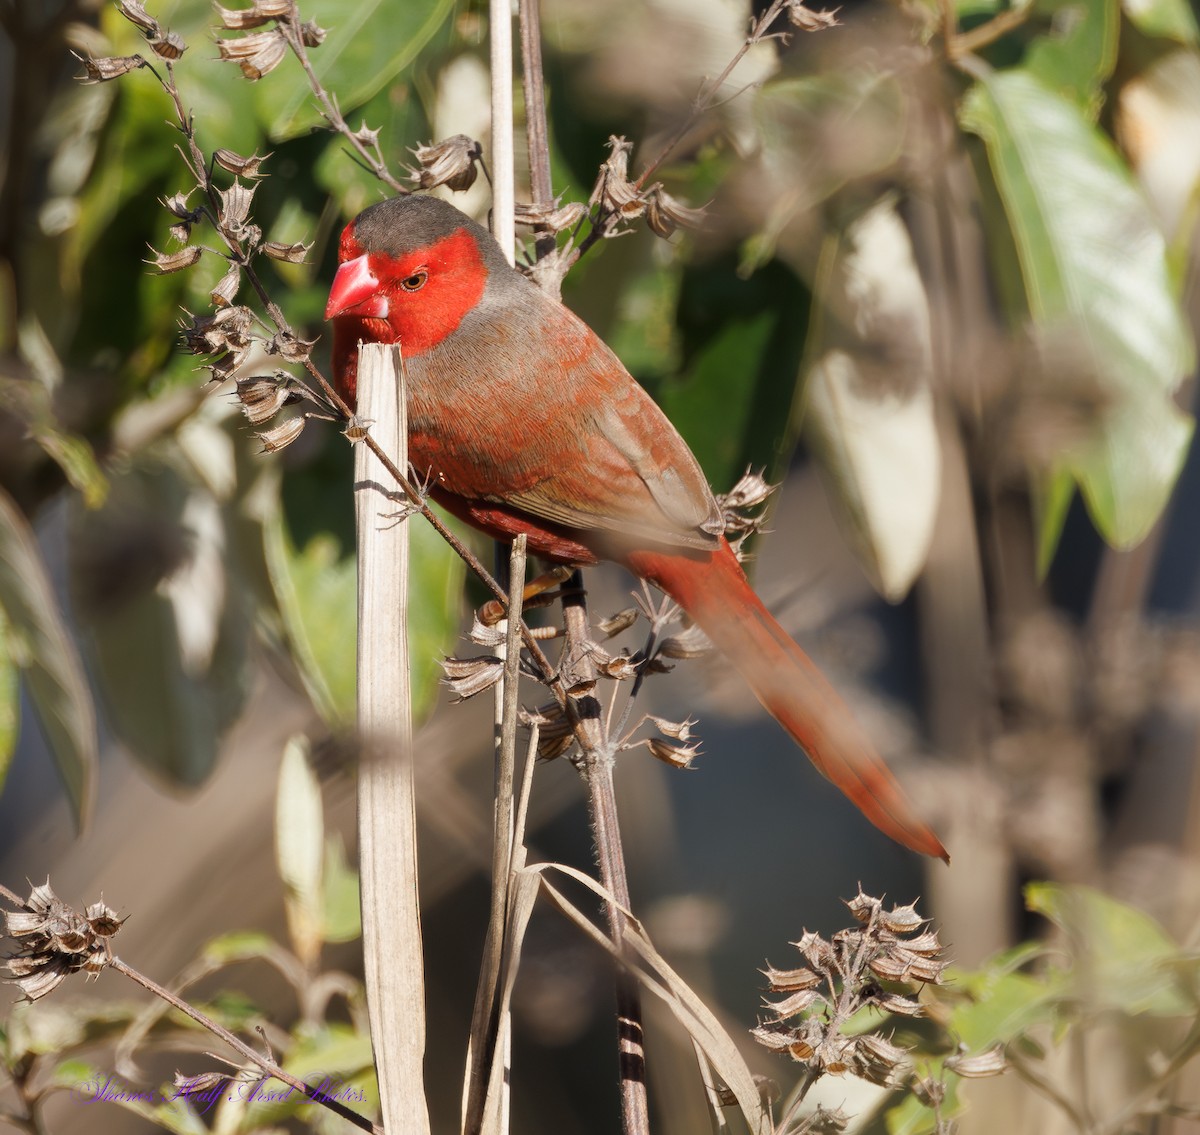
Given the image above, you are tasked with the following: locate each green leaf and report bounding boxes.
[752,72,907,265]
[200,930,282,967]
[1026,0,1120,111]
[267,476,463,727]
[660,256,811,493]
[950,969,1061,1049]
[0,488,96,827]
[961,70,1195,556]
[265,518,357,725]
[1026,882,1191,1015]
[1121,0,1199,41]
[254,0,456,139]
[33,428,109,510]
[322,833,362,944]
[70,459,251,787]
[803,200,941,601]
[276,733,325,966]
[0,608,19,795]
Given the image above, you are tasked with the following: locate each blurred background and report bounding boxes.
[1,0,1199,1131]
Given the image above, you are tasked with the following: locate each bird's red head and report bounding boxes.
[326,195,509,398]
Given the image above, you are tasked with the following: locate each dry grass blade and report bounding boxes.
[532,864,772,1135]
[354,343,430,1135]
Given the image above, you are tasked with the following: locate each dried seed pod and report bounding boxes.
[880,902,925,934]
[658,624,712,659]
[468,616,507,648]
[147,244,203,273]
[845,890,881,924]
[262,240,311,263]
[235,376,290,424]
[589,136,645,219]
[793,930,835,968]
[266,332,315,362]
[912,1076,945,1107]
[598,607,639,637]
[648,715,695,741]
[750,1024,802,1055]
[214,3,272,30]
[214,148,271,177]
[902,930,943,957]
[352,122,381,147]
[514,199,589,233]
[149,31,187,59]
[945,1046,1007,1078]
[162,190,198,220]
[257,417,305,453]
[866,953,911,981]
[644,186,706,239]
[852,1033,910,1086]
[869,989,925,1017]
[210,262,241,307]
[300,20,326,45]
[806,1106,850,1135]
[595,653,637,680]
[181,304,256,356]
[174,1072,228,1095]
[720,469,776,511]
[216,29,287,79]
[441,655,504,699]
[218,179,256,235]
[786,1,842,30]
[75,53,147,83]
[765,988,823,1018]
[761,963,822,992]
[408,135,483,192]
[646,736,701,769]
[117,0,159,34]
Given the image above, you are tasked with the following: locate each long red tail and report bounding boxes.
[627,540,948,861]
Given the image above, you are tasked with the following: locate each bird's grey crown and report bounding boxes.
[352,194,514,278]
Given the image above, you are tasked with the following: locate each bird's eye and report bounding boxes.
[400,270,428,292]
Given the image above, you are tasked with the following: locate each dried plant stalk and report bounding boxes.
[354,342,430,1135]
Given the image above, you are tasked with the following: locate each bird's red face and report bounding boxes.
[324,220,488,357]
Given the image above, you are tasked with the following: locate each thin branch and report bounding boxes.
[108,957,380,1134]
[635,0,789,189]
[947,3,1033,59]
[274,7,407,193]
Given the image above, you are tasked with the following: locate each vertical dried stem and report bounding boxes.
[354,342,430,1135]
[463,537,528,1135]
[561,581,650,1135]
[489,0,515,258]
[517,0,650,1126]
[519,0,557,264]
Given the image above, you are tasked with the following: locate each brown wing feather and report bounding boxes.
[405,281,723,552]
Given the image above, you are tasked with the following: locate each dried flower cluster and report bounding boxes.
[3,881,124,1001]
[752,892,944,1085]
[215,2,326,81]
[716,469,777,559]
[81,0,343,454]
[589,137,707,240]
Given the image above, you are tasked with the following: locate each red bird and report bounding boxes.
[326,194,947,861]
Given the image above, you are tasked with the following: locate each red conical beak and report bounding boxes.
[325,254,389,320]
